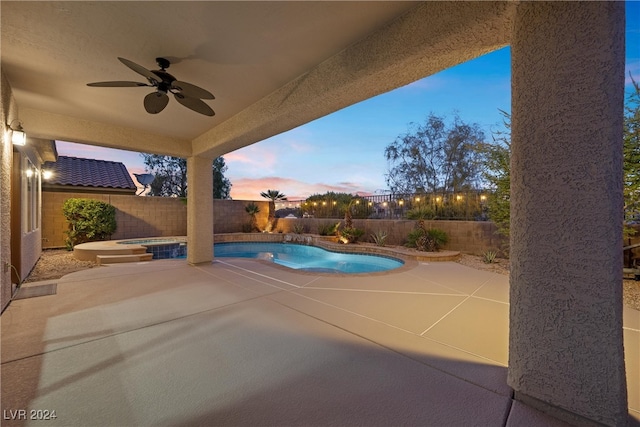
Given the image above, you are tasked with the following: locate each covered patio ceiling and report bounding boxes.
[1,1,514,159]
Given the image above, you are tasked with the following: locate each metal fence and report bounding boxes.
[275,190,491,221]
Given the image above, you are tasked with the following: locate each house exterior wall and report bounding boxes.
[1,70,16,312]
[14,149,46,282]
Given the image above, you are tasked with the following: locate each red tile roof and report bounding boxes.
[43,156,136,191]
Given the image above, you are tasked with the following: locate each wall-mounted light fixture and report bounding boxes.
[9,120,26,146]
[42,170,53,180]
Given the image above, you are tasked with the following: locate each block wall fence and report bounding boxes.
[42,192,270,248]
[42,192,506,254]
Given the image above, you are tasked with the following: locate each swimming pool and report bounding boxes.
[118,238,186,259]
[214,242,403,274]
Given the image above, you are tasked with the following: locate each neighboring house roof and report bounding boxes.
[43,156,137,194]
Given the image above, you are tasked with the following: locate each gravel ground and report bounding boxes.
[23,248,640,311]
[23,249,96,283]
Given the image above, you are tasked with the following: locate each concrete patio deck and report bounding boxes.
[1,258,638,426]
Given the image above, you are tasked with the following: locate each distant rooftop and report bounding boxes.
[43,156,137,194]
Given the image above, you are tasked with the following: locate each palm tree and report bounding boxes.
[245,202,261,231]
[260,189,287,232]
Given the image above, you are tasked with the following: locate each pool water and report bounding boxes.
[214,242,403,274]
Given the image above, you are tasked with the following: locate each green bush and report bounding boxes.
[406,206,436,220]
[339,227,365,244]
[292,223,307,234]
[482,250,498,264]
[245,202,260,231]
[62,198,117,249]
[318,221,340,236]
[405,227,448,252]
[426,228,448,248]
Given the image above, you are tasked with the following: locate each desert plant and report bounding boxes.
[371,230,388,246]
[245,202,261,231]
[406,206,436,221]
[405,226,448,252]
[292,223,307,234]
[318,221,340,236]
[339,227,365,244]
[426,228,448,249]
[261,189,287,232]
[62,198,117,249]
[482,250,498,264]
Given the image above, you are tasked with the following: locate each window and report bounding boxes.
[22,157,41,233]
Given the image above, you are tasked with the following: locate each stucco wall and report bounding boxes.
[1,71,17,312]
[508,3,627,425]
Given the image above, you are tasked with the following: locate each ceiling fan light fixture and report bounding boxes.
[87,57,215,116]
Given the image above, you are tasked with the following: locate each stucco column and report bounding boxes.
[509,2,627,426]
[186,156,213,265]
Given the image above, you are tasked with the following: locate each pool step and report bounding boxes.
[96,253,154,265]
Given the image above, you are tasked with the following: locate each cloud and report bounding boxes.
[230,176,375,201]
[224,143,279,173]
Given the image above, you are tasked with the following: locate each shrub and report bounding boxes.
[318,221,340,236]
[339,227,364,244]
[405,227,448,252]
[292,223,307,234]
[406,206,436,220]
[370,230,388,246]
[426,228,448,248]
[245,202,260,231]
[62,198,117,249]
[482,250,498,264]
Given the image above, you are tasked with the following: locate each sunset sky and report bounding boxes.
[57,3,640,201]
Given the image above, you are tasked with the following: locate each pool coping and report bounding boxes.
[73,236,187,261]
[215,233,461,262]
[73,233,460,266]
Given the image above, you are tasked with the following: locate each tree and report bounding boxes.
[245,202,261,232]
[260,189,287,231]
[140,154,232,199]
[476,110,511,239]
[213,157,232,199]
[304,192,367,219]
[143,155,187,197]
[384,112,486,195]
[624,75,640,237]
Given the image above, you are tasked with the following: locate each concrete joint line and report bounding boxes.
[419,277,493,336]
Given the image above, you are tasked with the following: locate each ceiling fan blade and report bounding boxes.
[174,93,215,116]
[144,92,169,114]
[118,57,161,83]
[171,81,215,99]
[87,81,150,87]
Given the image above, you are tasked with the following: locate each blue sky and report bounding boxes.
[57,2,640,200]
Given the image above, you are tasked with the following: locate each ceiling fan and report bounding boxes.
[87,57,215,116]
